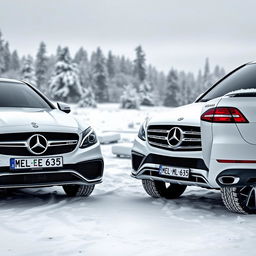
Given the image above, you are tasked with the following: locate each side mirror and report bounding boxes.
[57,102,71,113]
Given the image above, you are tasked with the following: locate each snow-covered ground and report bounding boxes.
[0,104,256,256]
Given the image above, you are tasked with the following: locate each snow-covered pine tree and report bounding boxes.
[147,65,157,87]
[10,50,20,71]
[120,84,140,109]
[163,69,179,107]
[35,42,48,92]
[134,45,146,82]
[139,81,155,106]
[93,47,109,102]
[3,42,11,72]
[56,45,62,59]
[107,51,115,78]
[49,47,83,102]
[120,56,128,74]
[74,47,88,65]
[176,71,187,106]
[125,58,134,76]
[213,65,225,84]
[0,31,5,75]
[186,72,197,103]
[156,71,167,104]
[74,47,90,88]
[196,69,203,94]
[202,57,212,90]
[78,86,97,108]
[21,55,36,84]
[74,47,97,107]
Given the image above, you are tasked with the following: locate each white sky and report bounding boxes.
[1,0,256,74]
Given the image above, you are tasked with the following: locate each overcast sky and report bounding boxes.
[1,0,256,73]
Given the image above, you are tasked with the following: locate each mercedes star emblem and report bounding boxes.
[31,122,39,128]
[27,134,48,155]
[167,127,183,148]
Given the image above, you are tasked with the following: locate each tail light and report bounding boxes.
[201,107,248,123]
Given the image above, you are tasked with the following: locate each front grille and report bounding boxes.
[147,125,201,151]
[0,132,79,156]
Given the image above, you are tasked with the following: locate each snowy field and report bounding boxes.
[0,104,256,256]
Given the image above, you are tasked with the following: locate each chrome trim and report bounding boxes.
[0,182,91,189]
[182,138,201,142]
[218,176,240,185]
[147,135,167,140]
[147,126,201,151]
[0,141,27,147]
[148,141,201,150]
[147,129,169,133]
[135,164,206,176]
[0,140,78,148]
[132,174,210,188]
[27,134,48,155]
[191,174,209,184]
[48,140,78,146]
[0,170,102,188]
[132,163,210,187]
[148,129,201,136]
[182,131,201,135]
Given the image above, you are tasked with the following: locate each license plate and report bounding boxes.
[10,157,63,170]
[159,165,190,178]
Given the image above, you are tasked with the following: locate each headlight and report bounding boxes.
[138,123,146,141]
[80,127,98,148]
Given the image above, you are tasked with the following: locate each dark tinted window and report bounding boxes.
[0,82,52,108]
[200,64,256,102]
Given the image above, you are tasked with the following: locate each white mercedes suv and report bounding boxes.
[132,62,256,214]
[0,78,104,197]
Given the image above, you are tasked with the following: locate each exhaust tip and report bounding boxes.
[218,176,240,185]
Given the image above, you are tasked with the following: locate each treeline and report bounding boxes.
[0,30,225,108]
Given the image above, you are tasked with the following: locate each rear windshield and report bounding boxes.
[0,82,52,109]
[199,64,256,102]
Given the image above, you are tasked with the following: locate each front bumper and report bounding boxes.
[131,151,209,188]
[131,137,211,188]
[0,142,104,188]
[0,159,104,188]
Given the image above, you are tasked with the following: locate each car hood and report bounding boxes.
[0,108,89,133]
[148,102,204,127]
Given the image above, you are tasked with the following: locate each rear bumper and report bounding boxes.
[0,159,104,188]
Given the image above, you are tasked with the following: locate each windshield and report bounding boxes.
[0,82,52,109]
[199,64,256,102]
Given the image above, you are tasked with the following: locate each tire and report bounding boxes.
[142,179,187,199]
[221,186,256,214]
[63,184,95,197]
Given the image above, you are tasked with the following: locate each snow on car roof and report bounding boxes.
[226,88,256,96]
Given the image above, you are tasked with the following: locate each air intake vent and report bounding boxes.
[147,125,201,151]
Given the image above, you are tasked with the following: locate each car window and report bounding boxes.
[0,82,52,109]
[199,64,256,102]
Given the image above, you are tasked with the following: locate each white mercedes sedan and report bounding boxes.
[0,78,104,197]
